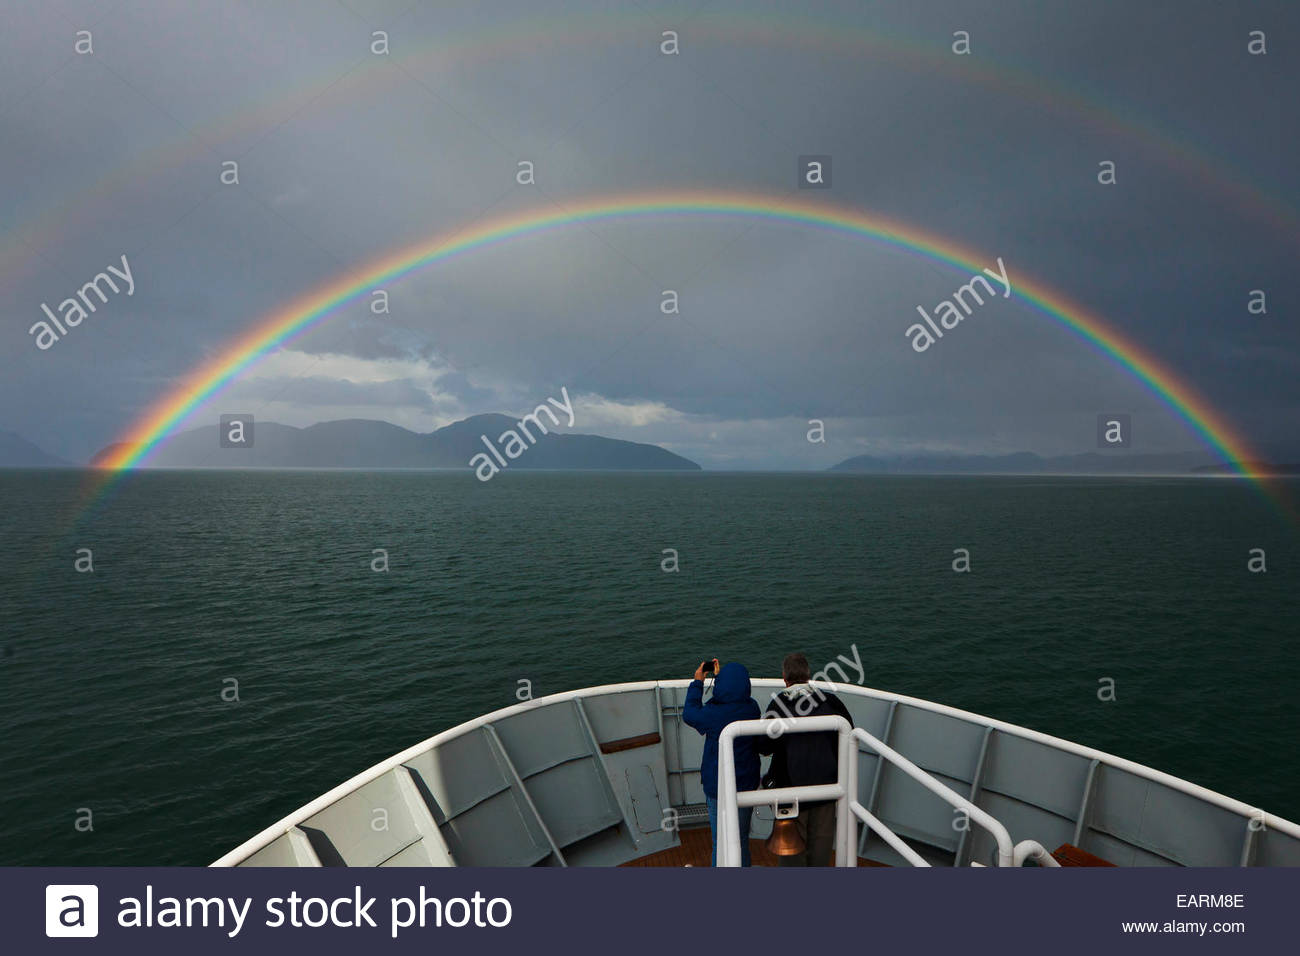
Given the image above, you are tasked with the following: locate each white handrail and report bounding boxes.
[1013,840,1062,867]
[850,803,931,866]
[850,726,1015,867]
[717,716,854,867]
[717,716,1017,867]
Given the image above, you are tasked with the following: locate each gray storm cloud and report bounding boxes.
[1,0,1296,466]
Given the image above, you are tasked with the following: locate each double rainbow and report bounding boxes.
[94,191,1274,498]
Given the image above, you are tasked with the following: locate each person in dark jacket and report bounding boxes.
[683,659,761,866]
[756,652,854,866]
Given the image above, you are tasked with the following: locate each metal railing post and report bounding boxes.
[717,720,740,867]
[838,723,857,866]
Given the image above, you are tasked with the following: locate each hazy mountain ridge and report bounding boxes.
[0,431,73,467]
[85,414,701,471]
[1192,462,1300,475]
[8,423,1296,474]
[829,449,1300,475]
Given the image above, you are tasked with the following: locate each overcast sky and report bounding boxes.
[2,0,1297,468]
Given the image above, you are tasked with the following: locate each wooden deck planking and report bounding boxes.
[621,827,886,867]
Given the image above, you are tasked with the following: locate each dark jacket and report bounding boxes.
[683,662,762,800]
[756,684,853,800]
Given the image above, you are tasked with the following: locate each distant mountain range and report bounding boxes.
[0,430,72,467]
[829,450,1300,475]
[84,414,701,471]
[4,420,1296,475]
[1192,462,1300,475]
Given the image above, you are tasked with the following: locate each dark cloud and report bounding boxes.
[1,0,1296,467]
[230,374,438,411]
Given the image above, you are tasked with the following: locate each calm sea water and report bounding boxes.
[1,470,1297,865]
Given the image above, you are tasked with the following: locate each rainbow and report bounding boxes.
[91,190,1278,500]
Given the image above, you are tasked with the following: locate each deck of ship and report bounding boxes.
[619,826,885,867]
[620,828,1114,867]
[214,680,1300,868]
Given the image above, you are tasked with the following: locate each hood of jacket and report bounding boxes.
[711,661,752,704]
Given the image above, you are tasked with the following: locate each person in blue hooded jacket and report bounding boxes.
[683,658,762,866]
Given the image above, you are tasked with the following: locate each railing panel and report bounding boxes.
[715,716,1014,867]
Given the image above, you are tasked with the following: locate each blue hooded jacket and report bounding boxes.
[683,662,762,799]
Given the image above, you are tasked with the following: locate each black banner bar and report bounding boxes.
[6,866,1289,954]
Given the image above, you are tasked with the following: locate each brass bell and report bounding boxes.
[765,803,805,857]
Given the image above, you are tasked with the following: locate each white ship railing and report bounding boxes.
[716,716,854,868]
[213,679,1300,867]
[717,716,1016,867]
[1013,840,1063,867]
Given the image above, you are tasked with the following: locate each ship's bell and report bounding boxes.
[765,803,805,857]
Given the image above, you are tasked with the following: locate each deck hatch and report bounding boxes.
[626,765,665,834]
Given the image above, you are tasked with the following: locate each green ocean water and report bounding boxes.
[1,470,1297,865]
